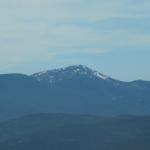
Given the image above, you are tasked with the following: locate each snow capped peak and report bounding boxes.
[66,65,109,80]
[64,65,90,72]
[32,65,110,84]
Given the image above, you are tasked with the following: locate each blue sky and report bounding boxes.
[0,0,150,81]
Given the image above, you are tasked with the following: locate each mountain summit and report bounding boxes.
[32,65,110,85]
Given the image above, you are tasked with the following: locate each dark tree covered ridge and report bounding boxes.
[0,113,150,150]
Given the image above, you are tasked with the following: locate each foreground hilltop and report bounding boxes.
[0,113,150,150]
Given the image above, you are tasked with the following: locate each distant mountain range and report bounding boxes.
[0,65,150,122]
[0,113,150,150]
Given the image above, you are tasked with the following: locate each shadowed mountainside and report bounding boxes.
[0,113,150,150]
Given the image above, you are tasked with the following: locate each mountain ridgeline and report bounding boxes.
[0,65,150,121]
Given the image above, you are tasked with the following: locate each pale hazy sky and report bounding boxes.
[0,0,150,81]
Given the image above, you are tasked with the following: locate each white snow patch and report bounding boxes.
[94,71,108,80]
[33,70,49,77]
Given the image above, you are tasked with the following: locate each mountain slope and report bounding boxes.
[32,65,111,84]
[0,113,150,150]
[0,65,150,122]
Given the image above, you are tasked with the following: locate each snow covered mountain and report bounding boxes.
[0,65,150,122]
[32,65,111,85]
